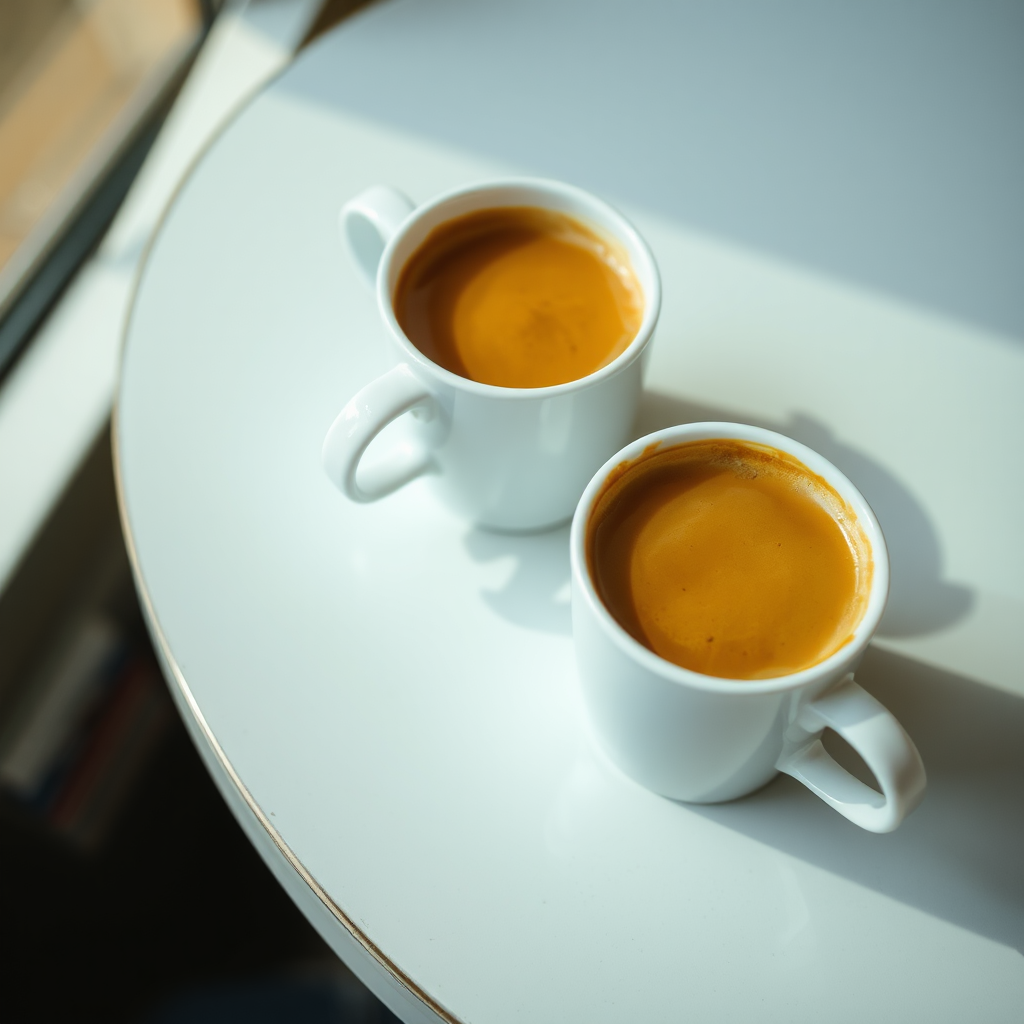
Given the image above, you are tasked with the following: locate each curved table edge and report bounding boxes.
[111,403,462,1024]
[108,86,465,1017]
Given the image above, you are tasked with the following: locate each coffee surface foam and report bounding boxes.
[587,439,872,680]
[395,207,643,388]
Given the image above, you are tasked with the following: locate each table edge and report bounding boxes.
[111,397,462,1023]
[108,60,463,1020]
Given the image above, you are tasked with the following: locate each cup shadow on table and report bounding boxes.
[636,390,974,638]
[463,523,572,635]
[462,388,973,640]
[691,644,1024,953]
[467,390,1021,950]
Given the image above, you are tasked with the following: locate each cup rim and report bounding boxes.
[375,177,662,399]
[569,422,891,695]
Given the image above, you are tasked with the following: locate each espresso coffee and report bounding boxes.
[586,439,873,680]
[394,207,643,388]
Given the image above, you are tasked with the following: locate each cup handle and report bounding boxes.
[340,185,415,289]
[776,674,926,833]
[322,364,440,502]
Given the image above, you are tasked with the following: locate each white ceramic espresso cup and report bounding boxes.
[570,422,927,833]
[322,179,661,531]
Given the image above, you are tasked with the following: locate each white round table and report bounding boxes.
[116,4,1024,1021]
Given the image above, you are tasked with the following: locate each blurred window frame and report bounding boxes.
[0,0,220,385]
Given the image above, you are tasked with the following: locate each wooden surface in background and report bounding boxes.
[0,0,198,273]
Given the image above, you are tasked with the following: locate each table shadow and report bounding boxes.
[637,390,974,637]
[688,645,1024,952]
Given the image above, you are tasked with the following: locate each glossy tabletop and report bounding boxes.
[116,3,1024,1021]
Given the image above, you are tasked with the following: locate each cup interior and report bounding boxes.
[378,179,661,393]
[570,422,890,693]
